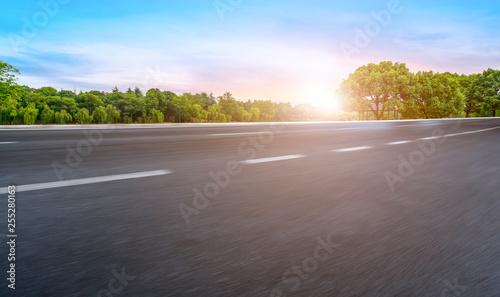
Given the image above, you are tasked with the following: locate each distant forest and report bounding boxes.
[0,60,499,125]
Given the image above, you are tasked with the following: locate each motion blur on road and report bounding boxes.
[1,118,500,296]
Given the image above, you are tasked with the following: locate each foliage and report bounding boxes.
[92,106,108,124]
[1,60,499,125]
[77,93,104,113]
[401,71,465,119]
[55,110,72,124]
[105,104,121,123]
[0,60,21,117]
[478,69,500,117]
[41,105,55,124]
[338,61,413,120]
[146,108,164,123]
[76,108,92,124]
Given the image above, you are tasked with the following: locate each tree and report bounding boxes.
[169,95,187,122]
[146,109,164,123]
[201,92,217,108]
[402,71,464,119]
[274,102,293,121]
[163,91,179,121]
[48,96,79,114]
[458,74,483,118]
[249,107,260,122]
[338,61,413,120]
[254,100,275,122]
[134,87,143,98]
[145,88,166,115]
[24,92,48,110]
[20,103,39,124]
[58,90,77,99]
[35,86,58,97]
[40,105,55,124]
[239,107,252,122]
[105,104,121,123]
[183,103,202,122]
[199,109,209,122]
[76,108,92,124]
[92,106,108,124]
[478,69,500,117]
[0,61,21,124]
[55,110,72,124]
[208,104,230,122]
[77,93,104,113]
[123,116,133,124]
[219,92,241,120]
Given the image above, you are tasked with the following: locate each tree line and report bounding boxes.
[0,61,345,125]
[337,61,500,120]
[1,60,499,124]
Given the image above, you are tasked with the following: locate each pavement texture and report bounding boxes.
[1,118,500,297]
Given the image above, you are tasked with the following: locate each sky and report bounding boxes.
[1,0,500,109]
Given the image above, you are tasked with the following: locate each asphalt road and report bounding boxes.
[1,118,500,297]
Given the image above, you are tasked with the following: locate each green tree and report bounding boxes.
[76,108,92,124]
[208,104,230,122]
[254,100,275,122]
[201,92,217,108]
[219,92,241,120]
[92,106,108,124]
[24,92,48,110]
[40,105,55,124]
[55,110,72,124]
[145,88,166,115]
[478,69,500,117]
[77,93,104,113]
[134,87,143,98]
[0,61,21,124]
[35,86,58,97]
[338,61,413,120]
[48,96,79,114]
[123,116,133,124]
[105,104,121,123]
[58,89,77,99]
[168,95,188,122]
[249,107,260,122]
[183,103,203,122]
[239,107,252,122]
[402,71,465,119]
[146,109,164,123]
[20,103,39,124]
[458,74,483,118]
[199,109,209,122]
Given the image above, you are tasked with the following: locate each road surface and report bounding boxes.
[1,118,500,296]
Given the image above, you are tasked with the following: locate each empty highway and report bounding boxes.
[1,118,500,296]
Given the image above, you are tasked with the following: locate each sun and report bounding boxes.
[302,83,339,111]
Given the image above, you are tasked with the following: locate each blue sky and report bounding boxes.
[1,0,500,108]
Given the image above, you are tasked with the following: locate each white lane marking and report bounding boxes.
[386,141,413,145]
[443,126,500,137]
[241,154,306,164]
[419,126,500,140]
[332,146,373,152]
[0,142,16,144]
[211,132,260,136]
[0,170,172,194]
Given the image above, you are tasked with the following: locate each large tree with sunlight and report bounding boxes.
[337,61,413,120]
